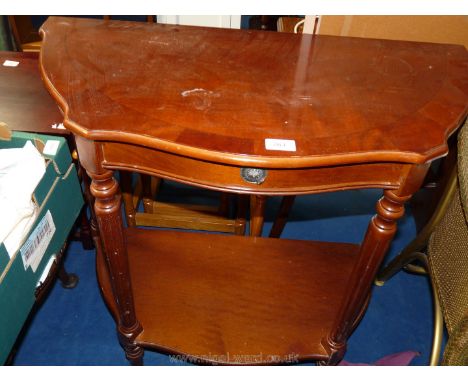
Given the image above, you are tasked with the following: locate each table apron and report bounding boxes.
[100,142,407,195]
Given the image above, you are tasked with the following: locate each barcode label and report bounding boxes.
[20,210,56,272]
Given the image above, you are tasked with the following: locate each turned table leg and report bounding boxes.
[322,164,430,364]
[89,168,143,365]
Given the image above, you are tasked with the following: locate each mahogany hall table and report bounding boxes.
[39,17,468,365]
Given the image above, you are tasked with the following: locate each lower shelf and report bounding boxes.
[98,228,360,365]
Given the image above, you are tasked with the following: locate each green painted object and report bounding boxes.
[0,132,84,364]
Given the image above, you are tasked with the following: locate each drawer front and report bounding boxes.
[101,142,406,195]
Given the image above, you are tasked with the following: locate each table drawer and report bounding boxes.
[101,141,406,195]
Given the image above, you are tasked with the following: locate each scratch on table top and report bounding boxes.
[181,88,210,97]
[180,88,220,111]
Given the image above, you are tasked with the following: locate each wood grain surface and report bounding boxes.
[40,17,467,168]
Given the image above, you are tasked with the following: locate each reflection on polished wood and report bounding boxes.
[39,16,468,365]
[98,228,359,364]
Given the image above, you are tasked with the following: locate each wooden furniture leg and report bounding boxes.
[120,171,136,227]
[218,193,230,216]
[88,166,143,365]
[375,164,458,283]
[234,195,248,235]
[141,174,154,214]
[58,266,79,289]
[269,195,296,238]
[74,162,95,249]
[322,164,430,364]
[250,195,267,237]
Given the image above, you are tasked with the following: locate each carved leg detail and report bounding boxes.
[118,323,145,366]
[89,169,143,365]
[318,339,347,365]
[323,189,412,361]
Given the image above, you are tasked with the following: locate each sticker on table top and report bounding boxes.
[265,138,297,152]
[3,60,19,67]
[20,210,56,272]
[51,123,66,130]
[43,140,61,156]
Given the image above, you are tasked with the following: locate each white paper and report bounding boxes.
[265,138,297,152]
[36,254,57,287]
[43,140,60,156]
[0,141,46,257]
[3,60,19,67]
[2,208,37,257]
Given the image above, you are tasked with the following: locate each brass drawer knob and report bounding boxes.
[241,168,267,185]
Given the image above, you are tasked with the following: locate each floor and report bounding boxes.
[11,183,439,366]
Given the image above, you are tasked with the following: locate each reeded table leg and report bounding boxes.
[322,164,430,364]
[89,167,144,365]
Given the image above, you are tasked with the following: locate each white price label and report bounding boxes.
[265,139,297,152]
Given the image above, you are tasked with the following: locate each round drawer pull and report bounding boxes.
[241,168,267,185]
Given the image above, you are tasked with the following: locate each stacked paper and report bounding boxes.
[0,141,46,257]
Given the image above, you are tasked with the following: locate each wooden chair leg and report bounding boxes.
[218,193,230,216]
[234,195,248,235]
[141,174,154,214]
[250,195,267,237]
[269,196,296,238]
[120,171,136,227]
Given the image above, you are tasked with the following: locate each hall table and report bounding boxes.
[39,17,468,365]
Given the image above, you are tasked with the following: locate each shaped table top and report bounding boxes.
[39,16,468,168]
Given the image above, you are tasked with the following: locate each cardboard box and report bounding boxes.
[318,16,468,48]
[0,131,83,364]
